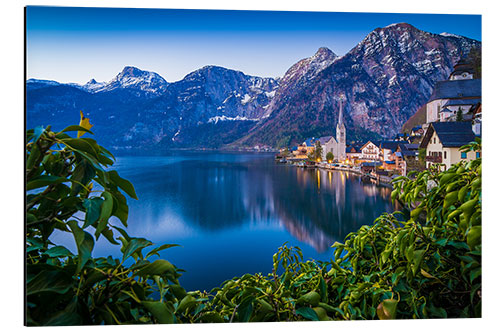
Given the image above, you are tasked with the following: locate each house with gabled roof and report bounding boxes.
[379,141,401,162]
[424,57,481,124]
[426,79,481,123]
[360,141,381,161]
[346,143,363,163]
[317,136,336,161]
[419,122,479,170]
[392,143,421,175]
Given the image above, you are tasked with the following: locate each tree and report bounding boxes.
[314,141,323,161]
[467,46,481,79]
[417,147,427,169]
[326,151,334,162]
[307,150,315,161]
[456,107,464,122]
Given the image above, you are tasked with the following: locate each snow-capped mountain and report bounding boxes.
[26,23,480,150]
[80,66,169,95]
[26,79,62,90]
[136,65,279,147]
[26,65,278,149]
[237,23,481,147]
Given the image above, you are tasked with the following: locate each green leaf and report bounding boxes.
[82,197,103,228]
[169,284,187,300]
[108,170,138,200]
[135,259,176,278]
[111,190,129,227]
[297,291,321,306]
[68,221,94,273]
[100,227,119,245]
[313,307,329,320]
[60,138,99,158]
[122,237,153,261]
[142,301,174,324]
[27,175,67,191]
[27,270,72,295]
[319,276,327,302]
[112,225,131,242]
[26,142,41,171]
[448,241,470,250]
[59,125,94,136]
[376,299,398,320]
[470,267,481,283]
[95,191,114,239]
[26,237,45,252]
[296,307,320,321]
[467,226,481,249]
[83,269,107,288]
[70,160,95,195]
[238,295,254,322]
[412,249,425,275]
[44,246,74,257]
[176,295,197,314]
[145,244,181,259]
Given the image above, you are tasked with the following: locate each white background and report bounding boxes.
[1,0,496,332]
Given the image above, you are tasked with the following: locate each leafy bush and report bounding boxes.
[26,121,481,325]
[180,140,481,321]
[26,124,188,325]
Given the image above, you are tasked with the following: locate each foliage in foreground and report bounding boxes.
[26,124,187,325]
[183,140,481,322]
[26,122,481,325]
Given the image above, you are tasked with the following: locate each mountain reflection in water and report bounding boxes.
[115,153,393,253]
[76,152,394,290]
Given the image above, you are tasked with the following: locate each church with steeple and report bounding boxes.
[317,97,346,161]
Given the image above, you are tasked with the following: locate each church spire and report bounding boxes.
[336,96,346,160]
[338,97,344,126]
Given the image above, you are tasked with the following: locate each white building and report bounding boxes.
[316,98,346,161]
[420,122,478,170]
[426,79,481,123]
[425,58,481,123]
[360,141,381,161]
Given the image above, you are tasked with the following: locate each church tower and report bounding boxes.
[336,97,346,160]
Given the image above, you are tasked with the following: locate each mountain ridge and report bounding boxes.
[26,22,481,150]
[236,23,480,147]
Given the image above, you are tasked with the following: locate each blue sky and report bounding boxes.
[26,6,481,84]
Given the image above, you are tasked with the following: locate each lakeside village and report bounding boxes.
[275,59,482,186]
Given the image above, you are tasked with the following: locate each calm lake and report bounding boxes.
[53,151,394,291]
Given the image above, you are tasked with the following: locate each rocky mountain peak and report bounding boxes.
[382,22,417,30]
[312,47,337,61]
[278,46,337,93]
[118,66,145,78]
[27,23,481,150]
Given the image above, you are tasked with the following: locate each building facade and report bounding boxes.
[360,141,381,161]
[420,122,478,170]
